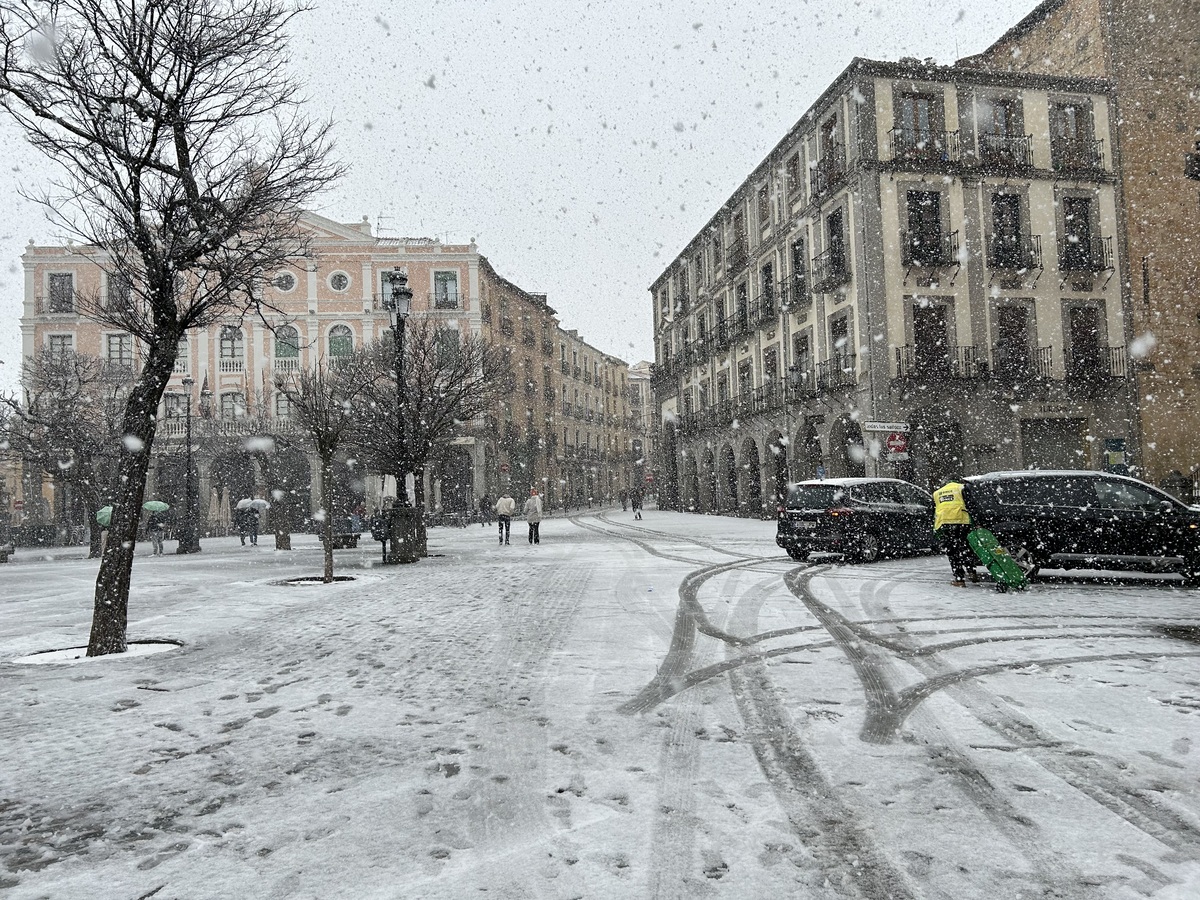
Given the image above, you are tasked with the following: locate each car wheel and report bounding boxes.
[857,534,882,564]
[1182,561,1200,587]
[786,548,807,562]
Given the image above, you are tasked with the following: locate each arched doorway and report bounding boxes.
[682,452,700,511]
[701,448,717,513]
[767,430,789,506]
[796,422,823,481]
[720,445,738,513]
[741,439,763,517]
[829,416,866,478]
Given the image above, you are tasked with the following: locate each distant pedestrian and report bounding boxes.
[619,487,629,512]
[369,509,390,563]
[630,486,643,520]
[479,494,492,527]
[146,509,167,556]
[933,477,978,586]
[495,490,516,545]
[523,488,543,544]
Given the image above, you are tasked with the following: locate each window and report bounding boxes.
[827,209,847,275]
[994,306,1032,379]
[48,273,74,313]
[276,325,300,359]
[894,92,945,159]
[1066,305,1104,378]
[434,271,459,308]
[905,190,944,265]
[48,334,74,356]
[164,393,187,418]
[273,271,297,292]
[1059,196,1098,271]
[328,271,349,292]
[757,183,771,229]
[761,262,775,315]
[785,152,801,196]
[990,193,1025,268]
[106,333,133,368]
[221,392,247,419]
[220,326,244,360]
[977,96,1029,166]
[1050,101,1097,170]
[328,324,353,357]
[174,334,190,373]
[275,392,294,420]
[107,273,133,311]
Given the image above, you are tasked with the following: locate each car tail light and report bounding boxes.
[827,507,854,517]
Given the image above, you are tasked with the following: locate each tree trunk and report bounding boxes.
[87,349,175,656]
[321,453,335,583]
[413,467,429,557]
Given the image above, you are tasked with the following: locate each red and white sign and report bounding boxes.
[12,500,24,510]
[885,432,908,454]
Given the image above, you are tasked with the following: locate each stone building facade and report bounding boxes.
[652,57,1136,515]
[962,0,1200,494]
[15,212,634,532]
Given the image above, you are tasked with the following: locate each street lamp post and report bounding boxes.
[176,375,202,554]
[383,267,418,563]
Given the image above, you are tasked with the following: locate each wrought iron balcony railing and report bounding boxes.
[987,233,1043,271]
[977,132,1033,168]
[890,128,959,163]
[901,230,960,268]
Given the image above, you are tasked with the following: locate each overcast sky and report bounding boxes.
[0,0,1036,392]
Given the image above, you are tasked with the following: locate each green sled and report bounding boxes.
[968,527,1029,592]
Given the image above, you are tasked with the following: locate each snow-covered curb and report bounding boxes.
[11,639,182,665]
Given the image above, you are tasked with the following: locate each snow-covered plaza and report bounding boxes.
[2,510,1199,899]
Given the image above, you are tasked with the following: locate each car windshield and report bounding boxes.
[787,485,849,508]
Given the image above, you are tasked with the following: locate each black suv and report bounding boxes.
[966,470,1200,582]
[776,478,936,562]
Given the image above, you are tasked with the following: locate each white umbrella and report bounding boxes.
[236,498,270,511]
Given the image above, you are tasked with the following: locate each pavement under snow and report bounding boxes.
[2,510,1199,899]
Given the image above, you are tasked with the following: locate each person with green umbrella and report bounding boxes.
[143,500,170,556]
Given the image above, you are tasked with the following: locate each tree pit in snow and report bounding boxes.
[12,639,182,665]
[278,575,357,586]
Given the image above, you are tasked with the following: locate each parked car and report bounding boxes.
[775,477,936,562]
[965,470,1200,583]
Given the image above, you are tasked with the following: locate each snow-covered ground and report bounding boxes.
[2,510,1199,899]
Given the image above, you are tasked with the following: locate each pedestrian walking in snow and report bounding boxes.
[146,510,167,556]
[478,494,492,527]
[630,486,643,520]
[495,490,516,545]
[369,509,390,563]
[619,487,629,512]
[523,489,543,544]
[933,477,978,586]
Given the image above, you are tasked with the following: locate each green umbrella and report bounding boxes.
[142,500,170,513]
[95,506,113,527]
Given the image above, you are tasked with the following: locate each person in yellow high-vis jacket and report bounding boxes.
[933,479,979,586]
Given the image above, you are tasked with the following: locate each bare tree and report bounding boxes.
[0,0,341,654]
[275,355,372,583]
[350,321,510,555]
[1,350,129,557]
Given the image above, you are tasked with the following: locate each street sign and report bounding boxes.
[499,463,510,473]
[864,421,909,433]
[885,432,909,454]
[12,500,24,510]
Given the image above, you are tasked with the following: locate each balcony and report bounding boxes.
[816,355,856,392]
[787,365,817,399]
[901,230,959,269]
[560,360,570,375]
[273,356,300,372]
[895,345,984,380]
[890,128,959,164]
[1051,138,1105,173]
[1065,345,1127,382]
[991,345,1053,383]
[1058,235,1114,273]
[813,144,846,196]
[811,247,851,293]
[561,400,572,416]
[521,328,536,346]
[987,233,1043,271]
[431,291,460,310]
[977,132,1033,169]
[218,357,245,374]
[173,357,190,374]
[499,317,514,336]
[541,339,554,357]
[573,365,582,380]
